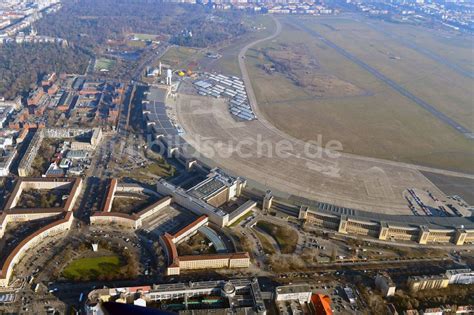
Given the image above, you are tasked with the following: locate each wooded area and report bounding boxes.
[0,0,247,99]
[35,0,246,49]
[0,44,89,99]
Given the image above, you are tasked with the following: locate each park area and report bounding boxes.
[177,232,216,256]
[132,33,159,41]
[62,255,123,281]
[246,15,474,172]
[256,221,298,254]
[94,57,116,72]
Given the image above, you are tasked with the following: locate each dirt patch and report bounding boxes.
[260,43,365,98]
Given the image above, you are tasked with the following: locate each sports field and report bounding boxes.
[94,57,115,72]
[133,33,158,41]
[246,15,474,172]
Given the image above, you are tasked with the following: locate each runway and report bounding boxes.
[173,92,474,216]
[169,16,474,217]
[361,18,474,80]
[286,16,473,139]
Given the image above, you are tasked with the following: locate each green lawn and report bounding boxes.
[145,161,175,177]
[246,16,474,172]
[94,57,115,72]
[254,231,276,255]
[160,46,204,69]
[127,40,147,48]
[62,255,122,280]
[256,221,297,254]
[116,159,176,181]
[229,210,254,227]
[133,33,158,41]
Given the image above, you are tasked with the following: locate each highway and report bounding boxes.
[286,16,473,138]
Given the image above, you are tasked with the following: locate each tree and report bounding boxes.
[0,43,89,99]
[330,247,337,262]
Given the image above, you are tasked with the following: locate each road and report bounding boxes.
[131,43,171,84]
[286,16,473,138]
[238,15,282,126]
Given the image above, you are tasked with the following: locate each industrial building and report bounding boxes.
[310,294,333,315]
[0,177,83,238]
[90,180,173,230]
[343,287,356,304]
[0,212,73,287]
[406,269,474,293]
[86,278,267,315]
[0,104,14,129]
[274,285,335,315]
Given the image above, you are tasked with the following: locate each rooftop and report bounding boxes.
[276,284,312,295]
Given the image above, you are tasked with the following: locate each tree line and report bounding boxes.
[0,43,89,99]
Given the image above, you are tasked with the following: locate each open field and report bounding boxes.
[173,91,472,215]
[245,15,474,172]
[94,57,115,71]
[294,16,473,131]
[132,33,158,41]
[160,46,204,70]
[144,161,176,177]
[156,15,274,75]
[115,156,175,182]
[254,230,276,255]
[365,18,474,76]
[17,189,66,208]
[62,255,122,280]
[176,232,216,255]
[194,15,276,76]
[127,40,147,48]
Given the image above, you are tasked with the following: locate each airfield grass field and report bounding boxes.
[373,20,474,75]
[245,16,474,173]
[300,16,473,130]
[160,46,204,70]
